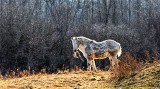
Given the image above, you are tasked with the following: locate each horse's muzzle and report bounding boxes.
[73,51,78,58]
[73,49,78,52]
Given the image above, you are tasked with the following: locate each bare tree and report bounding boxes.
[0,0,160,75]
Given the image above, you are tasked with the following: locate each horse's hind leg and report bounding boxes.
[111,59,115,69]
[108,57,115,71]
[112,56,119,69]
[115,57,119,68]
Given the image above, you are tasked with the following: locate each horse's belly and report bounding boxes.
[92,52,110,59]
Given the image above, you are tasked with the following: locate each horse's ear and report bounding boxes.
[71,37,73,40]
[71,37,77,40]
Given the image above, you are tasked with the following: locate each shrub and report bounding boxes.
[113,52,143,80]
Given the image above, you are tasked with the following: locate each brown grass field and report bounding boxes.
[0,70,114,89]
[0,53,160,89]
[0,63,160,89]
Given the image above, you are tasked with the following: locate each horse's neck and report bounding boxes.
[77,38,92,58]
[78,44,86,53]
[78,44,88,58]
[77,39,88,54]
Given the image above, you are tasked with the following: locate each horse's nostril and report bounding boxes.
[73,50,77,52]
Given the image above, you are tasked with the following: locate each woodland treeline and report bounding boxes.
[0,0,160,75]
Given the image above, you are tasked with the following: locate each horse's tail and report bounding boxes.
[117,46,122,57]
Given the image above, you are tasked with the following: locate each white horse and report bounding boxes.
[71,36,122,71]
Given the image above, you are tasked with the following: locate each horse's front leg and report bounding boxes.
[87,60,92,71]
[87,56,97,71]
[85,56,92,71]
[91,59,97,71]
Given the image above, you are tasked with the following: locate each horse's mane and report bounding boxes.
[77,36,95,43]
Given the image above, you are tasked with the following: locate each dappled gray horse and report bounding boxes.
[71,36,122,71]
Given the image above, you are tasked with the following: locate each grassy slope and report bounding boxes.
[0,71,114,89]
[0,63,159,89]
[114,63,160,88]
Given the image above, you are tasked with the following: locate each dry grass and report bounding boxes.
[112,52,160,88]
[112,52,143,79]
[113,60,160,88]
[0,52,159,89]
[0,70,114,89]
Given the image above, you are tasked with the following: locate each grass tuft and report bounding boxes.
[112,52,143,80]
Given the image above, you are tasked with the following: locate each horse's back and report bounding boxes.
[95,39,121,57]
[105,40,121,48]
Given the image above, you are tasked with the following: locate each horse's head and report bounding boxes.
[71,37,79,58]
